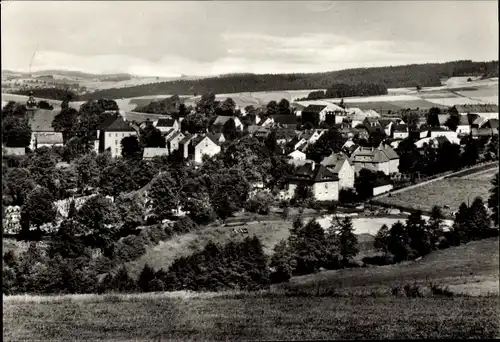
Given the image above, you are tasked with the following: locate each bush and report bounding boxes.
[111,235,147,262]
[245,191,274,215]
[172,217,198,234]
[148,278,165,292]
[362,254,395,266]
[270,264,292,284]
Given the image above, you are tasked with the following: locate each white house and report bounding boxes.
[281,162,339,201]
[307,129,326,144]
[351,144,400,175]
[287,150,307,166]
[155,118,180,132]
[191,134,222,163]
[456,115,471,136]
[320,153,355,189]
[428,128,460,144]
[393,124,409,139]
[96,115,137,158]
[166,131,185,153]
[143,147,169,160]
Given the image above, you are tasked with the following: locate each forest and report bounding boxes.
[79,60,498,100]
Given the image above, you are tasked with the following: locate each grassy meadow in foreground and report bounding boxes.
[3,294,499,340]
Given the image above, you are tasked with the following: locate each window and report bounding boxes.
[115,140,118,145]
[109,133,112,137]
[122,133,124,137]
[116,133,118,137]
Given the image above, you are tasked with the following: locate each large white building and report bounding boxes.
[96,115,137,158]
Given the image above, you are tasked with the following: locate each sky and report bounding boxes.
[1,1,498,77]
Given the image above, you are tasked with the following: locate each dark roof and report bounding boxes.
[302,104,327,114]
[366,125,386,134]
[206,133,223,145]
[166,131,183,142]
[99,116,136,132]
[275,128,297,140]
[156,118,176,127]
[378,118,394,127]
[291,163,339,183]
[434,136,450,145]
[272,115,297,125]
[179,134,195,145]
[393,124,408,132]
[486,119,499,129]
[30,109,59,132]
[364,117,381,124]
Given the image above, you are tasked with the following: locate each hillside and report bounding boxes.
[80,60,498,100]
[4,238,499,341]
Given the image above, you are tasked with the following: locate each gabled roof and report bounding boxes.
[393,124,408,132]
[437,114,450,125]
[454,104,499,113]
[292,162,339,183]
[213,116,234,126]
[458,114,470,126]
[320,152,352,173]
[352,147,390,163]
[166,131,183,142]
[378,118,394,127]
[31,109,59,132]
[364,117,381,124]
[434,136,450,146]
[272,115,297,125]
[206,133,223,145]
[485,119,499,129]
[99,115,135,132]
[179,134,195,145]
[302,104,327,114]
[156,118,176,127]
[379,144,399,160]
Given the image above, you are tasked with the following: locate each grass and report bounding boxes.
[376,176,494,213]
[4,239,498,340]
[4,292,499,340]
[280,238,499,297]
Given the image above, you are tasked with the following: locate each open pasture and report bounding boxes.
[375,177,493,214]
[4,238,499,341]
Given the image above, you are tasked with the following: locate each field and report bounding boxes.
[283,238,499,297]
[375,167,497,214]
[126,213,422,279]
[4,239,499,340]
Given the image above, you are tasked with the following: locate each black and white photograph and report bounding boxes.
[2,0,499,340]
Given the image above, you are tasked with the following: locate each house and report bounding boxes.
[393,124,409,139]
[287,150,307,165]
[156,118,180,132]
[456,115,471,136]
[471,127,499,138]
[190,134,222,163]
[207,132,225,145]
[275,128,298,145]
[282,162,339,201]
[179,134,197,159]
[379,118,397,136]
[212,116,244,130]
[363,117,381,128]
[33,132,64,150]
[166,131,185,153]
[351,144,400,175]
[428,127,460,144]
[307,129,326,144]
[342,139,356,150]
[254,127,271,139]
[143,147,169,160]
[96,115,137,158]
[258,116,274,127]
[409,127,429,140]
[320,152,355,189]
[3,205,21,235]
[272,115,298,129]
[28,108,64,150]
[2,146,25,156]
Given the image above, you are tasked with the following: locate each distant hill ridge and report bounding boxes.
[78,60,498,100]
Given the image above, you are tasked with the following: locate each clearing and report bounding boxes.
[375,167,497,214]
[281,238,499,297]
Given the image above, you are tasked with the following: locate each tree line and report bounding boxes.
[79,60,498,100]
[295,82,388,101]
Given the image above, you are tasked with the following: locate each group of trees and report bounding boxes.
[12,88,79,101]
[296,83,388,101]
[79,61,499,100]
[374,196,496,264]
[1,102,32,148]
[270,215,358,282]
[396,134,496,176]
